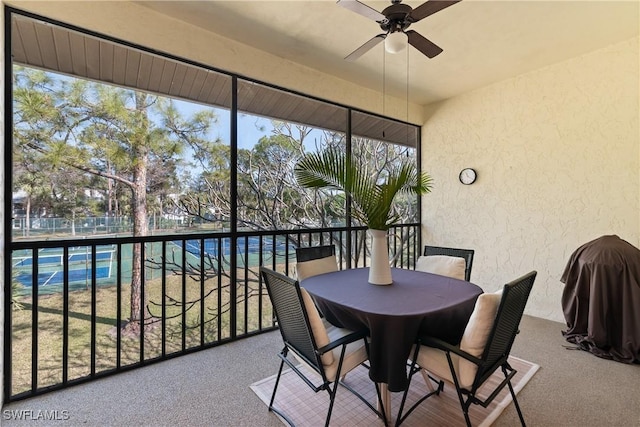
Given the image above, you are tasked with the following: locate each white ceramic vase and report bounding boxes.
[368,229,393,285]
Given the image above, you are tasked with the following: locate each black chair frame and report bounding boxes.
[423,245,475,281]
[396,271,537,427]
[295,244,336,263]
[260,267,387,427]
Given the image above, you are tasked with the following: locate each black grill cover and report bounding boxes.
[561,235,640,363]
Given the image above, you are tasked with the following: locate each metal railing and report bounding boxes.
[4,223,420,402]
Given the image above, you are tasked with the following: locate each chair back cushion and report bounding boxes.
[416,255,466,281]
[458,290,503,386]
[296,256,339,281]
[300,288,334,366]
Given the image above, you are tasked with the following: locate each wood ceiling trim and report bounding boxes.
[10,13,417,148]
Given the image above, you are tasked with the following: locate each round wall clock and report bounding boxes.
[459,168,477,185]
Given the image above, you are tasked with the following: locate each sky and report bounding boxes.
[172,100,270,150]
[174,98,328,152]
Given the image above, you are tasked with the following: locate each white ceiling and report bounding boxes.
[138,0,638,106]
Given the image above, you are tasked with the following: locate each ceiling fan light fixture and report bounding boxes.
[384,31,406,54]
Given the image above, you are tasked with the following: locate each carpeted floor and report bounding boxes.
[250,356,539,426]
[3,317,639,426]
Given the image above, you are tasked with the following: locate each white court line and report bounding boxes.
[41,271,57,287]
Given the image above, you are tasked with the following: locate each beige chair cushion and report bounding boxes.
[415,290,502,388]
[296,256,339,281]
[300,288,333,366]
[298,288,367,381]
[414,344,459,384]
[323,325,368,382]
[458,290,503,386]
[415,255,466,281]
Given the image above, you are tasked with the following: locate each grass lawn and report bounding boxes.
[9,267,274,396]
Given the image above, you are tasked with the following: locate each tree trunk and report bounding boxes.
[71,189,77,236]
[129,93,150,326]
[107,165,114,215]
[130,183,148,324]
[114,191,119,217]
[25,195,31,238]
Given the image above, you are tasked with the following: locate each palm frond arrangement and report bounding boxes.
[294,147,432,230]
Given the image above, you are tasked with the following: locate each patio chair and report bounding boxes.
[259,267,387,427]
[295,245,339,281]
[396,271,537,427]
[416,245,475,281]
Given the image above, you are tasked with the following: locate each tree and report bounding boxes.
[13,69,61,236]
[179,121,341,230]
[13,66,218,331]
[48,164,95,235]
[12,150,51,237]
[180,120,421,232]
[165,119,424,328]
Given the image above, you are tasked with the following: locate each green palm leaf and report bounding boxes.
[294,147,432,230]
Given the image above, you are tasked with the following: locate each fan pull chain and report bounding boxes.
[382,47,386,138]
[406,44,409,146]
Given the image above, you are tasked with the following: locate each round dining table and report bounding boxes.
[301,267,483,393]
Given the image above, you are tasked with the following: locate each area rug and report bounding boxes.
[250,356,539,426]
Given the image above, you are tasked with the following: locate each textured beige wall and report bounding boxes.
[4,0,421,124]
[421,37,640,322]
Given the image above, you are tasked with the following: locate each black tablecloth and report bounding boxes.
[561,235,640,363]
[301,267,482,391]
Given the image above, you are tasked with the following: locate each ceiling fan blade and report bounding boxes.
[337,0,386,22]
[345,34,386,61]
[409,0,462,22]
[406,30,443,58]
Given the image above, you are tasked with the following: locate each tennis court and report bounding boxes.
[12,245,118,293]
[12,237,294,295]
[173,236,294,266]
[13,250,113,267]
[17,267,112,287]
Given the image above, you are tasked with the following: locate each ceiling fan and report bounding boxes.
[338,0,461,61]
